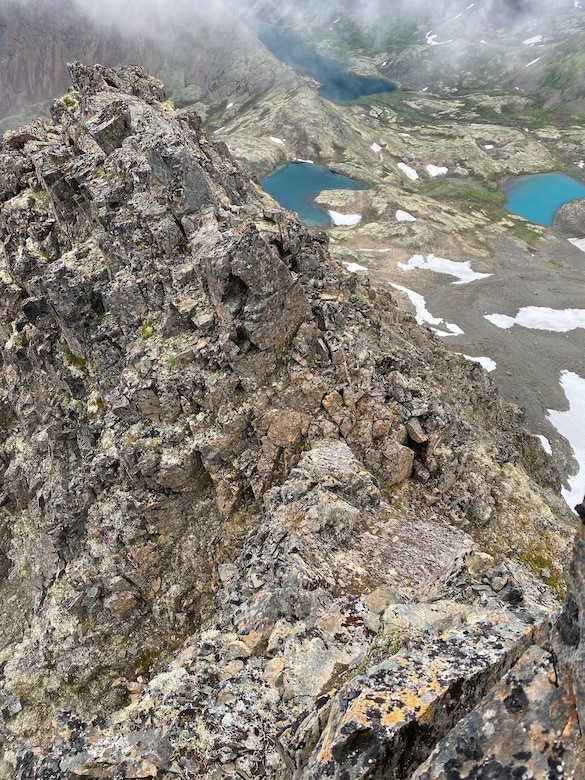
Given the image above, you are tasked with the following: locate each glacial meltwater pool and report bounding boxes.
[251,20,395,103]
[503,172,585,226]
[260,162,368,227]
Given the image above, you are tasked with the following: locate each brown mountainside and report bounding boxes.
[0,63,583,779]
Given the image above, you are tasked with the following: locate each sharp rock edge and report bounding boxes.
[0,63,582,779]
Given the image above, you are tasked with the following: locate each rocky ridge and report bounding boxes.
[0,0,296,133]
[0,64,581,778]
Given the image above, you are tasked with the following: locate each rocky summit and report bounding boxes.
[0,63,584,779]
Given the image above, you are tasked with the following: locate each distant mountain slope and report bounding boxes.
[0,0,296,131]
[233,0,585,114]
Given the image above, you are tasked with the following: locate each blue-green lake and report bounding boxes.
[504,172,585,226]
[251,20,395,103]
[260,163,368,227]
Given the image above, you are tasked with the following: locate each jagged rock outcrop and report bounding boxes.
[0,63,581,778]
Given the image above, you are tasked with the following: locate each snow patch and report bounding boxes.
[269,136,285,145]
[390,283,464,337]
[344,262,368,273]
[396,210,417,222]
[426,30,453,45]
[397,163,419,181]
[460,354,496,372]
[537,435,553,455]
[485,307,585,332]
[295,158,314,164]
[568,237,585,252]
[328,211,362,226]
[547,371,585,509]
[525,57,541,67]
[426,164,448,177]
[484,144,494,150]
[523,35,543,44]
[398,253,491,284]
[226,102,234,109]
[370,143,382,153]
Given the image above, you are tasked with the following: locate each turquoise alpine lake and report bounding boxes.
[250,20,395,103]
[503,172,585,226]
[260,163,368,227]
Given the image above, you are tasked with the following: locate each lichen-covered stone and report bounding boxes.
[296,607,549,779]
[413,645,585,780]
[0,63,577,779]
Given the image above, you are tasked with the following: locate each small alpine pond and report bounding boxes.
[260,162,368,227]
[503,172,585,226]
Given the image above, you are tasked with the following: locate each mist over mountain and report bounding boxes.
[3,0,583,133]
[231,0,573,41]
[0,0,295,130]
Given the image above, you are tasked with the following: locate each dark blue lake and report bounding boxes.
[250,20,395,103]
[503,172,585,226]
[260,163,368,227]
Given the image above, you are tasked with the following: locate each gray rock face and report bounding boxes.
[555,523,585,733]
[412,644,585,780]
[0,63,580,778]
[553,197,585,238]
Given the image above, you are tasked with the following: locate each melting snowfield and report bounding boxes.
[390,283,463,337]
[482,306,585,509]
[537,435,553,456]
[485,307,585,331]
[547,372,585,509]
[397,162,419,181]
[329,211,362,226]
[398,254,491,284]
[460,354,496,372]
[344,261,368,273]
[426,164,448,177]
[391,259,585,512]
[568,237,585,252]
[396,210,416,222]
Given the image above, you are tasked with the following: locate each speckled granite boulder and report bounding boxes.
[291,606,549,778]
[413,645,585,780]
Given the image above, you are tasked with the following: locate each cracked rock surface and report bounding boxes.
[0,63,582,778]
